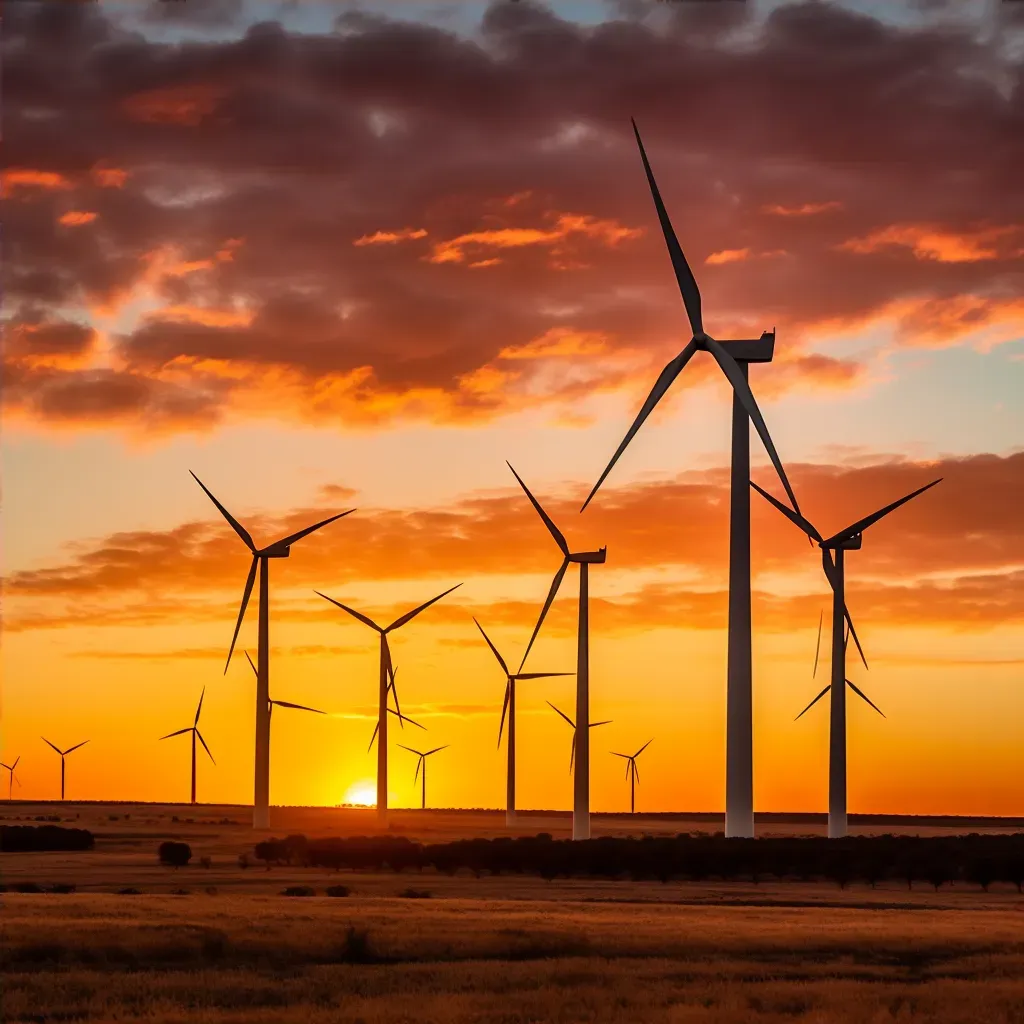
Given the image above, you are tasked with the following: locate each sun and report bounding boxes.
[343,781,376,807]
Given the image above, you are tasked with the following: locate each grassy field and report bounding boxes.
[3,802,1024,1022]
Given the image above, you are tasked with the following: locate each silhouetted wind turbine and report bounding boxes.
[474,618,572,827]
[41,738,88,801]
[159,687,215,805]
[611,739,653,814]
[508,463,605,841]
[398,743,449,810]
[1,756,21,800]
[190,471,353,829]
[316,584,462,819]
[366,665,427,751]
[548,702,611,773]
[580,120,802,839]
[752,476,941,837]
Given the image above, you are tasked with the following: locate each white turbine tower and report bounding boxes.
[752,475,941,837]
[190,472,354,829]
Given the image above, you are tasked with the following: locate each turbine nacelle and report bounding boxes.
[570,547,607,564]
[260,545,291,559]
[822,534,862,551]
[712,331,776,363]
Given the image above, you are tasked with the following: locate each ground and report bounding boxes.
[3,802,1024,1023]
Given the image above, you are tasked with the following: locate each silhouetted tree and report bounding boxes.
[158,841,192,868]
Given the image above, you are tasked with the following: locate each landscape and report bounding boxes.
[3,0,1023,1021]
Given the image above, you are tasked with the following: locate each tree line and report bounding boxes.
[0,825,95,852]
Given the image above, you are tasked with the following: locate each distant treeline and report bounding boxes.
[253,833,1024,890]
[0,825,95,853]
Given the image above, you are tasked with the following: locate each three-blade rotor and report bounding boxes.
[159,690,215,764]
[548,702,612,771]
[611,738,653,784]
[398,744,449,783]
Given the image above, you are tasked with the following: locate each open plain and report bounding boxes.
[3,803,1024,1023]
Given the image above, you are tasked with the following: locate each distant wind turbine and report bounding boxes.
[508,462,605,841]
[398,744,449,810]
[1,756,21,800]
[752,475,941,837]
[611,739,653,814]
[41,738,88,801]
[548,702,611,773]
[474,618,572,826]
[159,687,215,805]
[316,584,462,819]
[580,120,801,840]
[190,471,354,829]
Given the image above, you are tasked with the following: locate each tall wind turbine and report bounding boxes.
[1,756,21,800]
[316,584,462,819]
[398,744,449,810]
[190,471,354,829]
[752,476,941,837]
[474,618,572,826]
[508,462,605,841]
[548,702,611,774]
[580,120,802,839]
[41,738,88,801]
[610,739,653,814]
[159,687,215,805]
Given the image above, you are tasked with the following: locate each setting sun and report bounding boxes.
[343,782,376,808]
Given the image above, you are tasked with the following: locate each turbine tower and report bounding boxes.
[398,744,449,810]
[548,702,611,777]
[508,462,606,841]
[190,471,353,829]
[159,687,215,805]
[474,618,572,827]
[1,756,21,800]
[316,584,461,820]
[41,738,88,801]
[581,120,801,838]
[610,739,653,814]
[752,476,941,837]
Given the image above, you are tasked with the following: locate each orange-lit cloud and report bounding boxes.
[91,164,130,188]
[3,169,73,193]
[838,224,1019,263]
[706,247,752,265]
[58,211,98,227]
[353,228,429,246]
[121,83,227,126]
[762,201,842,217]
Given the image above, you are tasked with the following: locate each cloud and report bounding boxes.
[838,224,1021,263]
[353,228,428,246]
[762,201,842,217]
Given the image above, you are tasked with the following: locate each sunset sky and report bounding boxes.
[3,0,1023,816]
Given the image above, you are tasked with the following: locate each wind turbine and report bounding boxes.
[610,739,653,814]
[41,738,88,801]
[190,471,354,829]
[751,475,941,837]
[474,618,572,827]
[315,584,462,819]
[508,462,605,841]
[398,744,449,810]
[366,666,428,751]
[1,757,21,800]
[159,687,215,805]
[548,702,611,774]
[580,120,802,839]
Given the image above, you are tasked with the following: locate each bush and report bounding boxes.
[398,888,431,899]
[325,884,351,897]
[15,882,44,893]
[118,887,141,895]
[339,926,375,962]
[49,883,76,894]
[282,885,315,897]
[171,888,191,896]
[237,853,250,870]
[199,856,212,869]
[158,841,192,868]
[1,825,94,852]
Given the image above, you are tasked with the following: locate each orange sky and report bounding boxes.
[2,0,1023,815]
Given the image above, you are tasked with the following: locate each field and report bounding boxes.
[3,802,1024,1023]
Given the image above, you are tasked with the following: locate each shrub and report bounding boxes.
[282,885,315,897]
[199,855,212,869]
[118,887,141,895]
[16,882,44,893]
[158,841,192,868]
[237,853,250,870]
[1,825,94,852]
[398,887,431,899]
[339,926,375,962]
[325,884,351,897]
[171,888,191,896]
[49,883,76,894]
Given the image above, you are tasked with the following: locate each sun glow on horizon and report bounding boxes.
[343,781,376,807]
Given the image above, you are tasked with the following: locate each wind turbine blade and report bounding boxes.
[506,462,569,555]
[824,478,942,547]
[244,650,258,677]
[632,118,703,337]
[272,700,326,714]
[159,728,192,740]
[474,618,509,677]
[847,679,886,718]
[196,730,216,764]
[706,337,800,515]
[749,480,820,543]
[65,740,89,755]
[194,686,205,727]
[271,509,355,549]
[580,340,699,512]
[589,720,612,728]
[414,758,422,784]
[625,759,632,780]
[610,751,629,760]
[632,760,641,784]
[844,605,869,672]
[425,745,449,757]
[519,557,570,673]
[386,584,462,633]
[315,592,382,632]
[397,743,423,756]
[12,757,20,770]
[367,721,379,753]
[41,737,61,755]
[389,708,426,731]
[190,471,256,552]
[514,672,574,680]
[498,681,511,749]
[634,738,654,758]
[812,610,823,678]
[820,551,869,670]
[795,685,831,721]
[547,701,575,729]
[226,555,259,674]
[382,640,403,726]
